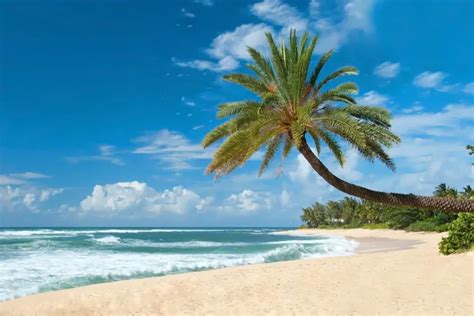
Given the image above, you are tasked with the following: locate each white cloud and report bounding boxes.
[175,0,376,72]
[463,82,474,95]
[206,23,273,61]
[0,172,50,185]
[218,189,272,214]
[23,193,36,208]
[401,104,423,114]
[280,189,290,206]
[174,23,272,72]
[67,145,124,166]
[369,104,474,194]
[99,145,115,156]
[413,71,447,89]
[312,0,375,53]
[181,96,196,107]
[0,175,25,185]
[392,104,474,138]
[39,188,63,202]
[0,186,63,212]
[80,182,204,216]
[374,61,400,78]
[283,101,469,200]
[174,56,239,72]
[356,90,389,106]
[132,129,213,170]
[309,0,320,18]
[251,0,307,32]
[181,8,195,18]
[194,0,213,6]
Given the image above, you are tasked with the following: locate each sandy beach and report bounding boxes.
[0,229,472,315]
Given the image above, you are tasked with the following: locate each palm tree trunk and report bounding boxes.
[297,137,474,213]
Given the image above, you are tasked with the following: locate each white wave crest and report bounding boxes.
[92,236,121,244]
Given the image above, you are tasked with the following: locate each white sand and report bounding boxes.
[0,229,472,315]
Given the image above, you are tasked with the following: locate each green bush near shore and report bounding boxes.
[361,223,389,230]
[300,183,473,255]
[405,218,449,232]
[439,213,474,255]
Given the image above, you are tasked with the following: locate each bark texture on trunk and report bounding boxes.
[297,137,474,213]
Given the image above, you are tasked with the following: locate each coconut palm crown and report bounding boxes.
[202,31,474,213]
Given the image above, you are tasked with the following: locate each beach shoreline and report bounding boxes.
[1,228,472,315]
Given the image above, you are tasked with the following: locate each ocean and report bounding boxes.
[0,227,357,301]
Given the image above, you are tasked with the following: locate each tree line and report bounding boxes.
[300,184,473,232]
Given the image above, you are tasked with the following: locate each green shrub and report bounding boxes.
[439,213,474,255]
[341,222,361,229]
[361,223,389,229]
[317,224,334,229]
[406,218,449,232]
[385,208,420,229]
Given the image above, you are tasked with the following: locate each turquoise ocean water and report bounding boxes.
[0,227,357,301]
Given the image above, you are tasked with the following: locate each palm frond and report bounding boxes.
[318,129,345,166]
[308,49,334,87]
[316,66,358,92]
[217,101,260,119]
[223,73,268,96]
[259,136,282,176]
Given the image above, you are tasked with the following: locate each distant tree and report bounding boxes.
[434,183,458,198]
[301,202,328,228]
[357,200,389,224]
[340,197,360,224]
[461,185,474,200]
[467,145,474,155]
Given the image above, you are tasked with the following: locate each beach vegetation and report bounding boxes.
[301,183,473,234]
[203,30,474,213]
[439,213,474,255]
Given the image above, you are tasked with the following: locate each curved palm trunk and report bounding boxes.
[297,137,474,213]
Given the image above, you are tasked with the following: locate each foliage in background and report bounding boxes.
[301,183,473,232]
[301,183,473,255]
[439,213,474,255]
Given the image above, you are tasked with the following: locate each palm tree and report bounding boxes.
[434,183,458,198]
[202,31,474,213]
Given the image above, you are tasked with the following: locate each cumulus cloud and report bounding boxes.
[374,61,400,78]
[176,0,376,72]
[0,186,63,212]
[0,175,25,185]
[312,0,376,53]
[78,181,283,218]
[251,0,307,33]
[218,189,272,214]
[132,129,213,170]
[80,181,204,216]
[173,23,272,72]
[355,90,389,106]
[206,23,273,61]
[392,104,474,138]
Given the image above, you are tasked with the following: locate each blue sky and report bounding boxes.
[0,0,473,227]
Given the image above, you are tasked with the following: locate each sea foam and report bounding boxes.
[0,228,357,301]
